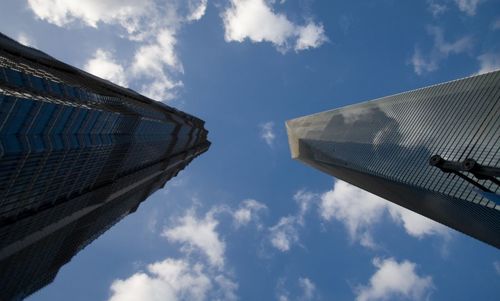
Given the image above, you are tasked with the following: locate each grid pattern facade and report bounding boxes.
[0,33,209,301]
[287,70,500,247]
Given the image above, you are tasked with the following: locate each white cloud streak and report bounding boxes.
[298,277,317,301]
[454,0,481,16]
[320,180,387,248]
[108,257,238,301]
[275,277,317,301]
[294,190,316,225]
[260,122,276,147]
[493,18,500,30]
[109,203,240,301]
[411,48,438,75]
[161,199,268,268]
[130,28,184,100]
[320,180,450,248]
[269,216,299,252]
[475,53,500,75]
[27,0,206,102]
[427,0,447,17]
[131,29,183,75]
[187,0,208,22]
[355,258,434,301]
[27,0,153,32]
[428,0,482,16]
[84,49,128,86]
[16,32,36,47]
[294,23,328,51]
[214,275,239,301]
[162,209,226,268]
[494,261,500,275]
[388,206,450,238]
[278,295,290,301]
[267,180,449,252]
[411,26,472,75]
[108,258,212,301]
[222,0,327,52]
[233,199,267,228]
[276,277,291,301]
[268,190,318,252]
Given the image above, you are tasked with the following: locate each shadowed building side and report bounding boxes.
[0,32,210,301]
[286,70,500,248]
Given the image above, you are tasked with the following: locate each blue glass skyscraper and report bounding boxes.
[0,33,210,300]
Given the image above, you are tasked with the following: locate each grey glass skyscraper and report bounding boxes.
[0,33,209,300]
[286,71,500,248]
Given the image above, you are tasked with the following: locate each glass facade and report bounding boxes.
[287,70,500,248]
[0,33,210,301]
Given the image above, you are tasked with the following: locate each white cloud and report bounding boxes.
[260,122,276,147]
[223,0,294,46]
[27,0,153,35]
[427,0,482,17]
[147,209,159,233]
[233,199,267,228]
[187,0,208,21]
[320,180,450,248]
[493,18,500,30]
[298,277,316,301]
[411,26,472,75]
[84,49,128,86]
[388,205,450,238]
[269,216,300,252]
[275,277,317,301]
[130,28,184,100]
[222,0,327,52]
[132,29,183,75]
[411,47,438,75]
[494,261,500,275]
[108,258,239,301]
[295,23,328,51]
[162,209,226,268]
[110,203,241,301]
[275,277,291,301]
[427,0,447,17]
[16,32,36,47]
[141,78,183,102]
[475,53,500,75]
[355,258,434,301]
[267,190,315,252]
[320,180,387,248]
[293,190,316,225]
[108,258,211,301]
[454,0,481,16]
[431,26,472,54]
[27,0,202,102]
[214,275,239,301]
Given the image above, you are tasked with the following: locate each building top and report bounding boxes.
[286,70,500,248]
[0,32,205,128]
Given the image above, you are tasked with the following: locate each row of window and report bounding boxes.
[0,57,178,122]
[311,71,499,210]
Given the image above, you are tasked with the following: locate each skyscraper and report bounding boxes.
[286,71,500,248]
[0,33,210,300]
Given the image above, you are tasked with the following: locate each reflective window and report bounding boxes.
[4,68,23,87]
[31,103,56,135]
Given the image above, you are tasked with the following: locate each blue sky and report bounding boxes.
[1,0,499,300]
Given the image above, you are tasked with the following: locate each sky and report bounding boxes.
[1,0,499,300]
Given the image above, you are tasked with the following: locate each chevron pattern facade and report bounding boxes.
[0,33,210,301]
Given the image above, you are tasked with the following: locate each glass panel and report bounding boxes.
[4,69,24,87]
